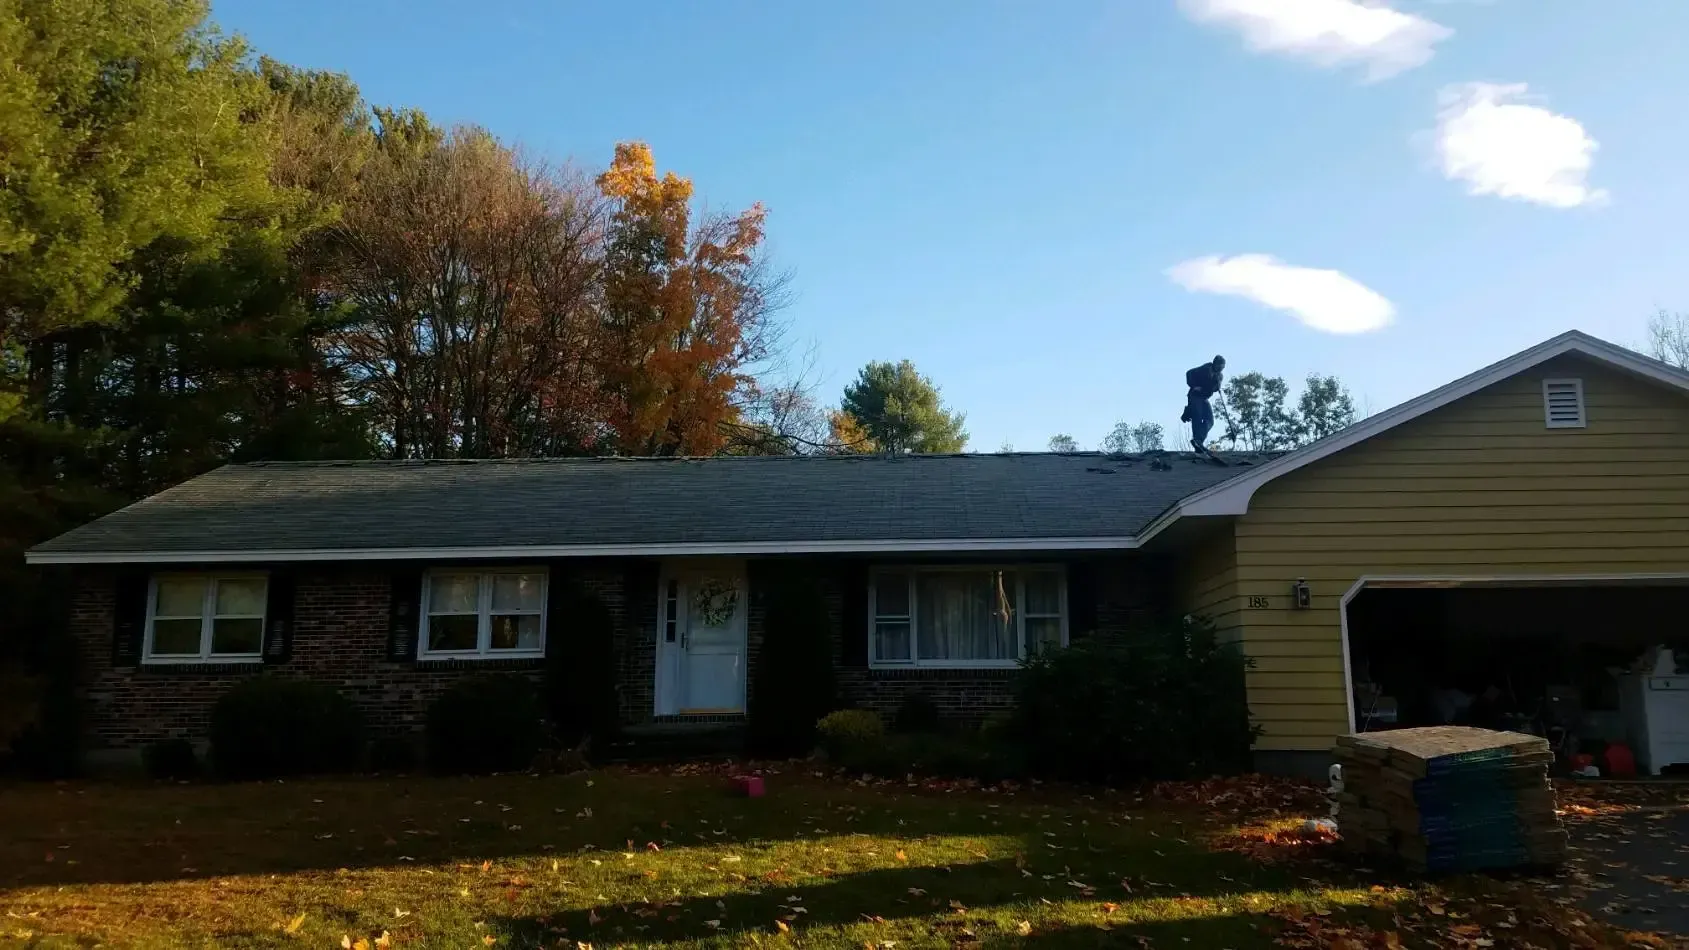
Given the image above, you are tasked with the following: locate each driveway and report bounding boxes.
[1551,782,1689,939]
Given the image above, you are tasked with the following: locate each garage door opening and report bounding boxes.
[1343,578,1689,774]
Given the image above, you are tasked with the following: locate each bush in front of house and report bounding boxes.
[142,738,199,780]
[835,730,1027,783]
[890,691,942,734]
[6,625,82,779]
[425,674,544,774]
[748,571,838,757]
[1011,617,1257,783]
[545,582,619,749]
[209,678,364,780]
[367,735,418,773]
[815,708,885,760]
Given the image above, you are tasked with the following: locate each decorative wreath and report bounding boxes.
[691,577,739,627]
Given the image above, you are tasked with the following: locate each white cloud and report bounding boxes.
[1178,0,1452,81]
[1167,254,1395,334]
[1433,83,1607,208]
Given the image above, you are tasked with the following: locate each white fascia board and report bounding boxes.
[24,535,1143,566]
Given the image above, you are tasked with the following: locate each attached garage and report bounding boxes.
[1163,332,1689,775]
[1343,579,1689,771]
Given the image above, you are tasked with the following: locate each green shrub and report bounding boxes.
[142,738,198,780]
[545,583,619,747]
[837,732,1026,783]
[426,674,544,774]
[891,692,942,734]
[367,735,418,773]
[815,708,884,760]
[1012,617,1257,783]
[748,571,838,757]
[209,678,364,780]
[8,628,81,779]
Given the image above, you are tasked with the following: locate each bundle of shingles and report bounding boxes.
[1331,726,1567,873]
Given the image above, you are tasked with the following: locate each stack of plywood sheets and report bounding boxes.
[1332,727,1567,873]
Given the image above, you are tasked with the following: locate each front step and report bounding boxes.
[599,720,747,763]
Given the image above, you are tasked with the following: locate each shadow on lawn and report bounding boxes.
[490,855,1297,947]
[0,771,1251,890]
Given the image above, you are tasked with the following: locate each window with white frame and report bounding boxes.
[145,574,268,663]
[420,569,547,658]
[870,566,1066,668]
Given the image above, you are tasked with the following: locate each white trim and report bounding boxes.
[418,566,548,660]
[1542,377,1587,429]
[1142,331,1689,542]
[1337,571,1689,734]
[868,564,1068,670]
[143,572,269,665]
[26,536,1142,566]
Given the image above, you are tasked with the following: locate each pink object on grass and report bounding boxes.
[733,775,765,797]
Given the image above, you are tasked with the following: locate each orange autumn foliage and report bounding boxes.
[596,142,774,456]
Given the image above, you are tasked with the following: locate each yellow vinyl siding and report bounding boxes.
[1230,356,1689,752]
[1176,529,1241,643]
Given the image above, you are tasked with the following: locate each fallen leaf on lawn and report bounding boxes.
[895,849,907,862]
[374,933,391,949]
[775,920,790,933]
[907,887,926,896]
[705,920,722,929]
[341,937,351,950]
[588,909,601,925]
[393,908,410,919]
[282,913,306,935]
[482,936,496,947]
[1016,921,1032,936]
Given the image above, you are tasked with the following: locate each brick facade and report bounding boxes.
[67,554,1169,751]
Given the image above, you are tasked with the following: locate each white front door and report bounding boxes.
[655,561,748,715]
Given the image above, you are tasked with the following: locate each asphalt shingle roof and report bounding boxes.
[30,452,1269,557]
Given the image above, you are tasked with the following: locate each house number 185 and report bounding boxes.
[1247,596,1271,609]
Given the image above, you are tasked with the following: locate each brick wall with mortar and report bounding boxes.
[69,563,631,751]
[66,554,1169,750]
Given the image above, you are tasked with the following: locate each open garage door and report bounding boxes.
[1341,577,1689,775]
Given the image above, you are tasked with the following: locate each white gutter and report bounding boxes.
[24,535,1144,566]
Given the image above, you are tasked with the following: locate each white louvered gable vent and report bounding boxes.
[1543,378,1586,429]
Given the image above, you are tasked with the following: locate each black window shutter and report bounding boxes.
[112,571,149,667]
[1067,560,1099,640]
[839,562,869,668]
[388,568,422,662]
[262,569,296,664]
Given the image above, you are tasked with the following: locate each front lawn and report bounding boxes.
[0,768,1639,948]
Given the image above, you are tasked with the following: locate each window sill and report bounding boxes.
[865,666,1019,679]
[413,655,546,671]
[137,660,265,675]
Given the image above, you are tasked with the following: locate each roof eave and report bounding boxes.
[24,534,1146,566]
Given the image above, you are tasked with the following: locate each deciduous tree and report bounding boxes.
[1102,421,1165,454]
[1047,434,1079,453]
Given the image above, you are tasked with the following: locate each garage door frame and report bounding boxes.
[1338,572,1689,734]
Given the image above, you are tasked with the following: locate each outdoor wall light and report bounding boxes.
[1292,578,1312,610]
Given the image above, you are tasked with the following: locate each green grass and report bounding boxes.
[0,768,1630,948]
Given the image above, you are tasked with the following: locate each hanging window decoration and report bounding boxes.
[691,577,739,627]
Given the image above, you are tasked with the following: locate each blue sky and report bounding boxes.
[211,0,1689,451]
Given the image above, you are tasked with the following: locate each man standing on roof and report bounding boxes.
[1181,355,1225,453]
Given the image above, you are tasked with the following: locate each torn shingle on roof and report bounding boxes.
[29,451,1276,558]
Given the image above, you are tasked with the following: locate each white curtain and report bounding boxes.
[916,571,1016,661]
